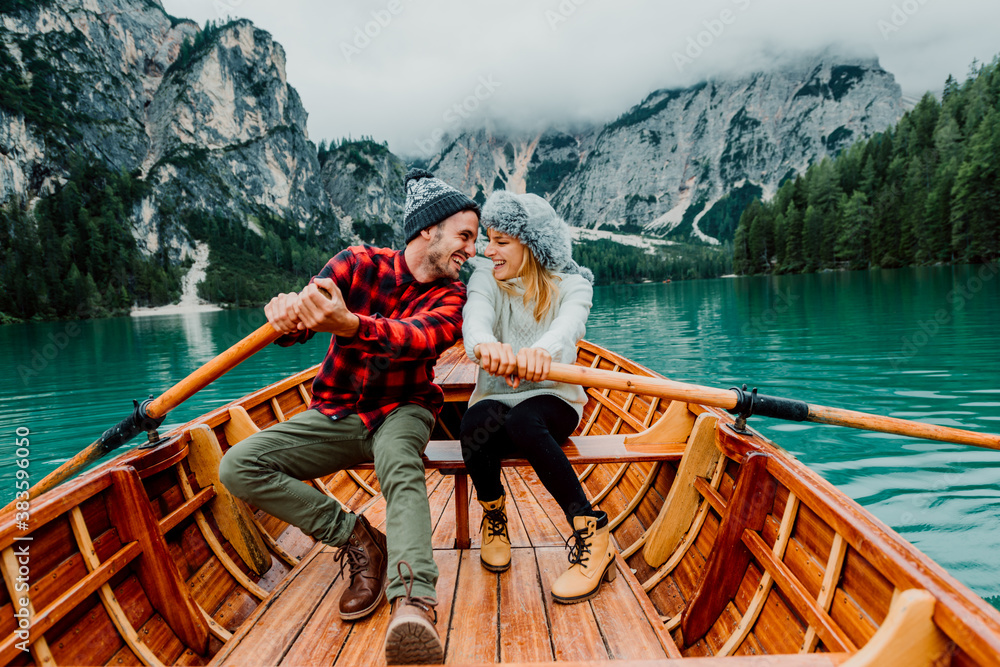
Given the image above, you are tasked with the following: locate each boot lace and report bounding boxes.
[481,505,509,540]
[564,525,592,567]
[397,560,438,623]
[334,535,370,580]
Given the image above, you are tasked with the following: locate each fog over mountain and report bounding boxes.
[161,0,1000,155]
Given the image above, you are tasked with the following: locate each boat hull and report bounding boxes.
[1,340,997,666]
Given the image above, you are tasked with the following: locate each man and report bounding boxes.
[220,168,479,665]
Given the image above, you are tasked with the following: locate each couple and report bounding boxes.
[219,169,614,665]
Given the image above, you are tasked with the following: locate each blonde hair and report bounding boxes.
[496,243,561,321]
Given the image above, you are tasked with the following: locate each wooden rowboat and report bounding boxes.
[2,339,999,666]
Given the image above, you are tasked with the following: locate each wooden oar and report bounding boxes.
[17,322,283,504]
[545,362,1000,451]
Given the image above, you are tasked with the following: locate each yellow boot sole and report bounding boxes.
[552,559,617,605]
[480,552,511,572]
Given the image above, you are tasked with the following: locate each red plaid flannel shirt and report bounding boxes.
[275,245,466,430]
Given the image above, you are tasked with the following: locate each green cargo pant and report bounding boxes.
[219,404,438,600]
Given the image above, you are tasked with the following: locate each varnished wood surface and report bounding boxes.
[216,470,675,666]
[680,453,778,646]
[107,466,210,654]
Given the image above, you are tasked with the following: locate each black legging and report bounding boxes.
[459,395,600,523]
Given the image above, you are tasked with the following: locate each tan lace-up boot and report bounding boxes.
[551,514,616,604]
[478,494,511,572]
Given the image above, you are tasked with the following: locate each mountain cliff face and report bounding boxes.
[0,0,338,264]
[0,0,196,199]
[320,139,406,246]
[140,18,337,255]
[425,53,904,245]
[426,123,597,203]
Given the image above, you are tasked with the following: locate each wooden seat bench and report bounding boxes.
[225,390,694,550]
[354,435,686,548]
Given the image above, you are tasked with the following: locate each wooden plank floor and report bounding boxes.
[211,468,671,666]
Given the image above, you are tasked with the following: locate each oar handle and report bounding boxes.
[544,362,1000,451]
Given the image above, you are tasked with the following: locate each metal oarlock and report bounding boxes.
[98,395,167,453]
[727,384,811,433]
[728,384,757,433]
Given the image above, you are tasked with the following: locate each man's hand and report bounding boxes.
[474,342,519,386]
[293,277,360,337]
[264,292,304,334]
[517,347,552,384]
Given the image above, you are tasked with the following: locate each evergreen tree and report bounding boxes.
[732,201,755,274]
[923,158,958,263]
[952,107,1000,261]
[803,205,824,271]
[943,74,959,101]
[782,202,804,273]
[747,203,774,273]
[837,192,871,269]
[731,55,1000,274]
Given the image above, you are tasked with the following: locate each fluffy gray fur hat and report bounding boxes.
[481,190,594,283]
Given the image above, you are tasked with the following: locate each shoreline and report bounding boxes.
[130,302,224,317]
[3,263,994,325]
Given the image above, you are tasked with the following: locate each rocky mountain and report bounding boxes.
[425,51,904,245]
[426,122,598,204]
[141,18,337,252]
[0,1,908,317]
[0,0,338,268]
[1,0,187,197]
[319,138,407,247]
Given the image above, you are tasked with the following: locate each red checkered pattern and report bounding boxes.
[276,245,466,430]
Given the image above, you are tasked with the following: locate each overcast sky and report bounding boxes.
[160,0,1000,158]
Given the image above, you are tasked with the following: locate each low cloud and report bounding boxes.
[163,0,1000,156]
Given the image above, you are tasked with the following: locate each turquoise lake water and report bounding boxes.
[1,264,998,608]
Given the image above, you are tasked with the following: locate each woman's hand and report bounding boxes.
[474,342,517,382]
[517,347,552,384]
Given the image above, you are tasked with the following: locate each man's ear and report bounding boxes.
[419,224,438,241]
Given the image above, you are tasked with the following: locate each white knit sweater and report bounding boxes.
[462,261,594,420]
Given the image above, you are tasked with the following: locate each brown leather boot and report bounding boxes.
[336,513,388,621]
[384,562,444,665]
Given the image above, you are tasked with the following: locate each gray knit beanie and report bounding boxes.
[481,190,594,283]
[403,168,480,243]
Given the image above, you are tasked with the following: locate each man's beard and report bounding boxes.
[426,231,463,279]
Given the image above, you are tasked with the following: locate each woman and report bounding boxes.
[459,190,615,604]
